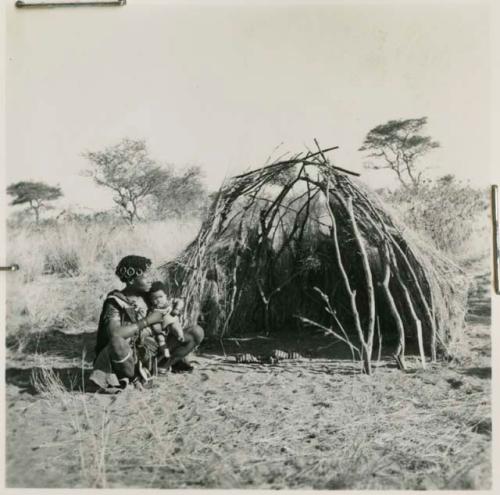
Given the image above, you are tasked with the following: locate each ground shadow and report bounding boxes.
[199,328,400,361]
[5,323,460,392]
[6,328,97,395]
[6,367,93,395]
[7,328,97,363]
[465,272,491,325]
[461,366,491,380]
[196,329,408,378]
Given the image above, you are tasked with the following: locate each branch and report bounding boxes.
[343,195,376,355]
[322,181,372,374]
[380,244,406,371]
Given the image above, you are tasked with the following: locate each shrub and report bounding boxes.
[380,175,488,257]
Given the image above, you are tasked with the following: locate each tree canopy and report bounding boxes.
[150,165,207,219]
[82,138,172,224]
[359,117,440,189]
[82,138,208,224]
[7,181,63,223]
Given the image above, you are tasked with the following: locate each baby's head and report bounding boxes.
[149,281,169,309]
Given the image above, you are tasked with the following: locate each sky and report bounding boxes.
[5,0,492,212]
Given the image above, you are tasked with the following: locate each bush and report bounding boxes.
[381,175,488,257]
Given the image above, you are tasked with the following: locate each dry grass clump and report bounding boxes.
[29,361,110,488]
[7,220,199,282]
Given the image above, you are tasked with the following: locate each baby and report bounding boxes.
[148,281,185,361]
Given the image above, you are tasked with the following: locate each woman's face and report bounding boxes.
[127,270,153,293]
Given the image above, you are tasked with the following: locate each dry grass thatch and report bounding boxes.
[164,145,468,373]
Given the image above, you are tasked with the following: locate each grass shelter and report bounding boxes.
[164,145,468,374]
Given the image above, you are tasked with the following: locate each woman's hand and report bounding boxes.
[147,310,167,325]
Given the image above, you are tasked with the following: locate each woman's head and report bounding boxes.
[115,255,153,292]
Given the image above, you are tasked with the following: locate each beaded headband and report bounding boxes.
[118,266,145,279]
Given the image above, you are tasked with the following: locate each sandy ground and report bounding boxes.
[5,275,491,489]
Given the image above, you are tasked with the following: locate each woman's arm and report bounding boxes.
[101,301,164,340]
[108,319,142,340]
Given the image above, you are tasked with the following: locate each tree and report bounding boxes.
[7,181,63,224]
[150,165,208,219]
[359,117,440,190]
[82,138,172,224]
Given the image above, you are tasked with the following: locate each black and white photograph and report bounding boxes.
[1,0,497,490]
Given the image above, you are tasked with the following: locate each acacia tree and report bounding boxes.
[7,181,63,224]
[82,138,172,224]
[150,165,207,219]
[359,117,440,190]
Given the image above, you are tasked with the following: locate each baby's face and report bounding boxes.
[151,290,168,309]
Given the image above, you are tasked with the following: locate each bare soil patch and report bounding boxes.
[5,313,491,489]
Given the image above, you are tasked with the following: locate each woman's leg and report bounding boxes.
[108,336,136,380]
[167,324,204,367]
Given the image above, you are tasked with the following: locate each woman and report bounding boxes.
[89,255,204,392]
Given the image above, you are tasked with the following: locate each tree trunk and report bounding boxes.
[30,200,40,224]
[127,211,135,225]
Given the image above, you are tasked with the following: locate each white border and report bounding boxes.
[1,1,498,495]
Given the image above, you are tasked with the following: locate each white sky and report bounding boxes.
[5,0,492,211]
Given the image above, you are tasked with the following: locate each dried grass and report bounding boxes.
[12,354,490,489]
[6,219,200,350]
[30,358,111,488]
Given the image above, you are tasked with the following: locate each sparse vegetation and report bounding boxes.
[361,117,488,261]
[5,219,200,352]
[379,175,489,258]
[5,212,491,490]
[5,137,491,489]
[8,343,491,489]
